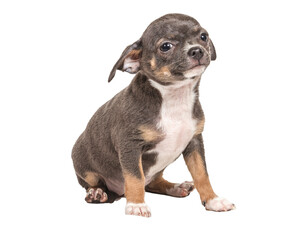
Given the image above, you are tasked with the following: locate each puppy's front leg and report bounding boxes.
[183,134,235,211]
[120,150,151,217]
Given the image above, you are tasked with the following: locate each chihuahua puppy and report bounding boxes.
[72,13,235,217]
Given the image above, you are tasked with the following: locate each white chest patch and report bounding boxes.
[145,79,199,184]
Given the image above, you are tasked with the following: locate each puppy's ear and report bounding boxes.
[108,39,142,82]
[209,39,216,61]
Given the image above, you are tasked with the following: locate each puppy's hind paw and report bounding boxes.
[166,181,195,197]
[125,202,151,217]
[85,188,108,203]
[177,181,195,197]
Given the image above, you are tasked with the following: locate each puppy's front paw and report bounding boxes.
[205,197,235,212]
[125,202,151,217]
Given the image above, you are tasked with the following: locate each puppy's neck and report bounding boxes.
[148,76,201,99]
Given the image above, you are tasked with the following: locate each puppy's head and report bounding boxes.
[108,14,216,83]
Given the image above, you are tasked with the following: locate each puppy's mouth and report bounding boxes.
[187,58,207,71]
[183,63,206,79]
[188,63,205,71]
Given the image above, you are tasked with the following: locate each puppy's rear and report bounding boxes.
[72,76,162,206]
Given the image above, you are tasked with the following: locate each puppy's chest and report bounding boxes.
[145,80,198,183]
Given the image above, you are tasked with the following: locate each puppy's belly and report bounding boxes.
[145,121,196,185]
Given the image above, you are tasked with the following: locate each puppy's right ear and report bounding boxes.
[209,39,216,61]
[108,39,142,82]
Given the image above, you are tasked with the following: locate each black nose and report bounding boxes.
[188,47,204,60]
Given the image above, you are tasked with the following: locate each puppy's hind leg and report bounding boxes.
[76,172,106,203]
[146,171,195,197]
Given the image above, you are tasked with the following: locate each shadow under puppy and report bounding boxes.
[72,13,235,217]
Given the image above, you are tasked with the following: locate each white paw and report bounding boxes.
[125,202,151,217]
[205,197,236,212]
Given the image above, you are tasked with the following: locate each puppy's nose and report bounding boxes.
[188,47,204,60]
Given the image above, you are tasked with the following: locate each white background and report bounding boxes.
[1,0,290,239]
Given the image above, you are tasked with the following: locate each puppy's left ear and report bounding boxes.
[209,39,217,61]
[108,39,142,82]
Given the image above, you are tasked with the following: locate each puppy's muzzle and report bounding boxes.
[188,47,204,60]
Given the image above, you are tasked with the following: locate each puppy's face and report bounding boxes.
[108,14,216,83]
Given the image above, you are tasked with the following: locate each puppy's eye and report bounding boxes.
[160,42,173,52]
[200,33,208,42]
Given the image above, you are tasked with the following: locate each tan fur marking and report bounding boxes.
[195,118,205,136]
[159,66,171,77]
[146,172,175,194]
[150,57,157,70]
[128,49,142,60]
[84,172,99,187]
[124,158,145,203]
[185,151,217,203]
[139,125,162,142]
[193,25,200,32]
